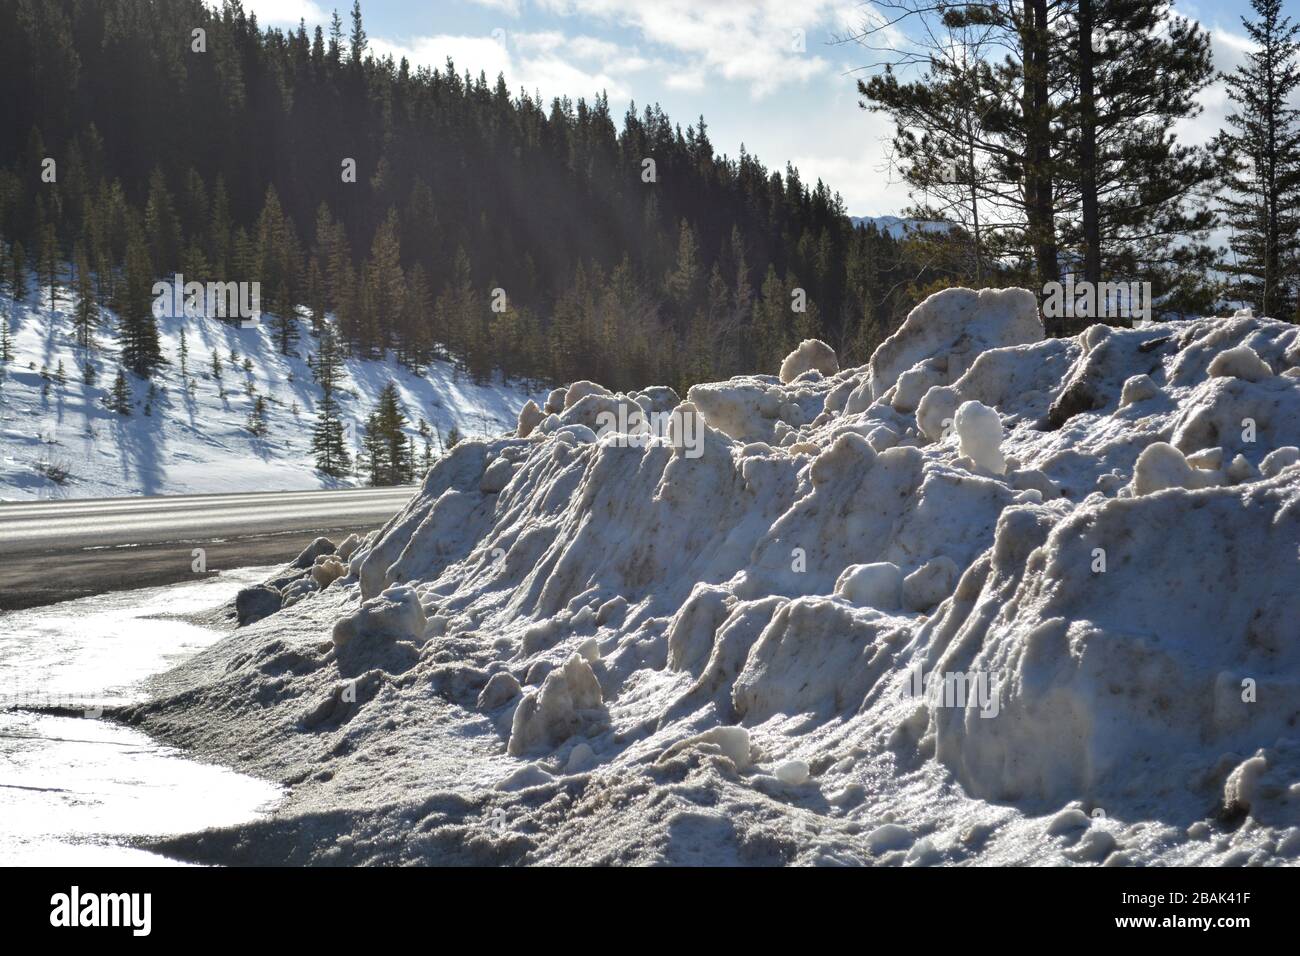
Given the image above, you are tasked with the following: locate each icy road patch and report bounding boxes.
[0,571,283,865]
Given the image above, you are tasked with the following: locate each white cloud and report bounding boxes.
[534,0,847,97]
[230,0,328,26]
[371,34,513,79]
[370,31,637,101]
[467,0,524,17]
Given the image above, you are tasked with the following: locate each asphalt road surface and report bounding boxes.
[0,487,415,610]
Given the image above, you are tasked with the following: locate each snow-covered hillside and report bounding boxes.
[131,288,1300,866]
[0,287,536,501]
[850,214,950,238]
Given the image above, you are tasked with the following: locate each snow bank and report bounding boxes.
[140,290,1300,866]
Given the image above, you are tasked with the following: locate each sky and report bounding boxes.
[233,0,1268,218]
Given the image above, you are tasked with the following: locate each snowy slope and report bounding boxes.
[0,286,537,501]
[131,288,1300,866]
[849,214,950,238]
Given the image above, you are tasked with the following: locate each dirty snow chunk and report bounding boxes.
[336,533,362,562]
[1119,374,1159,407]
[779,338,840,384]
[516,399,544,438]
[1069,829,1117,863]
[565,742,595,773]
[496,763,555,792]
[478,671,522,709]
[331,585,426,648]
[480,457,516,493]
[555,423,597,444]
[507,653,604,756]
[294,536,337,569]
[281,578,318,608]
[954,401,1006,474]
[1132,442,1195,495]
[1047,807,1091,835]
[866,823,914,853]
[594,595,627,625]
[1223,754,1268,816]
[1186,447,1223,471]
[775,759,810,785]
[235,585,281,626]
[810,431,875,486]
[311,554,347,588]
[544,387,566,414]
[697,727,751,768]
[917,385,960,443]
[1261,446,1300,478]
[835,562,903,610]
[902,557,960,612]
[660,726,753,769]
[1208,345,1272,382]
[905,838,942,866]
[891,361,947,414]
[563,380,612,409]
[1227,453,1259,484]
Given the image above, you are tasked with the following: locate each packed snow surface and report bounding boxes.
[130,287,1300,865]
[0,286,535,500]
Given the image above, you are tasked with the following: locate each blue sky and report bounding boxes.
[236,1,1268,217]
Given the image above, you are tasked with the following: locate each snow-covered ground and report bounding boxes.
[0,286,536,501]
[107,288,1300,865]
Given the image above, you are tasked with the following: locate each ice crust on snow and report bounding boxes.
[140,286,1300,866]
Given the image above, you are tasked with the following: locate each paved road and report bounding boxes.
[0,487,415,610]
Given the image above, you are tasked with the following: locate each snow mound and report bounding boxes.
[145,290,1300,866]
[779,339,840,384]
[862,287,1042,406]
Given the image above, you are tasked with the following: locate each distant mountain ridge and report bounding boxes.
[849,215,950,237]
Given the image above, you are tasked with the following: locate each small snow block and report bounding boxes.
[293,535,337,569]
[235,585,283,626]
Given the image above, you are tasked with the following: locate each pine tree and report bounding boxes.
[246,394,268,436]
[0,305,13,366]
[1215,0,1300,319]
[38,223,59,312]
[144,167,182,276]
[109,369,131,415]
[73,244,98,351]
[120,235,163,377]
[10,242,28,304]
[349,0,367,64]
[312,323,352,477]
[362,381,411,486]
[210,348,222,379]
[178,327,189,377]
[367,208,404,355]
[401,263,433,366]
[273,281,298,354]
[313,387,351,477]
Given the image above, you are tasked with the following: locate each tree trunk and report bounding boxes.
[1078,0,1102,308]
[1023,0,1060,329]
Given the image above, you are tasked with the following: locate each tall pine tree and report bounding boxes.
[1215,0,1300,319]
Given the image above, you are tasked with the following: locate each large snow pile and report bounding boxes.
[0,286,534,500]
[132,287,1300,866]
